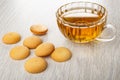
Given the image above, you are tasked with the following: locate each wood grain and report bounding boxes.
[0,0,120,80]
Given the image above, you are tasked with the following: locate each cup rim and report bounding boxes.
[56,1,107,28]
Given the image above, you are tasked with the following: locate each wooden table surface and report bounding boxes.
[0,0,120,80]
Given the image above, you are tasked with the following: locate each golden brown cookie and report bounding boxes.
[24,57,47,74]
[2,32,21,44]
[23,36,42,49]
[10,46,30,60]
[30,24,48,35]
[51,47,72,62]
[35,42,55,57]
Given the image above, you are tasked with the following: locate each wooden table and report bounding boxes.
[0,0,120,80]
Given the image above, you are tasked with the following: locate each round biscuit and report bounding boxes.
[23,36,42,49]
[51,47,72,62]
[2,32,21,44]
[24,57,47,74]
[30,24,48,35]
[35,42,55,57]
[10,46,30,60]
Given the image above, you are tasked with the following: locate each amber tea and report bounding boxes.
[57,12,106,43]
[56,2,115,43]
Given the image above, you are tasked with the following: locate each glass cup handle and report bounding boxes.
[96,24,116,42]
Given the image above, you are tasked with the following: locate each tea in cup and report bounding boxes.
[56,2,116,43]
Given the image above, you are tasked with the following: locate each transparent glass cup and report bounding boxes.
[56,2,116,43]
